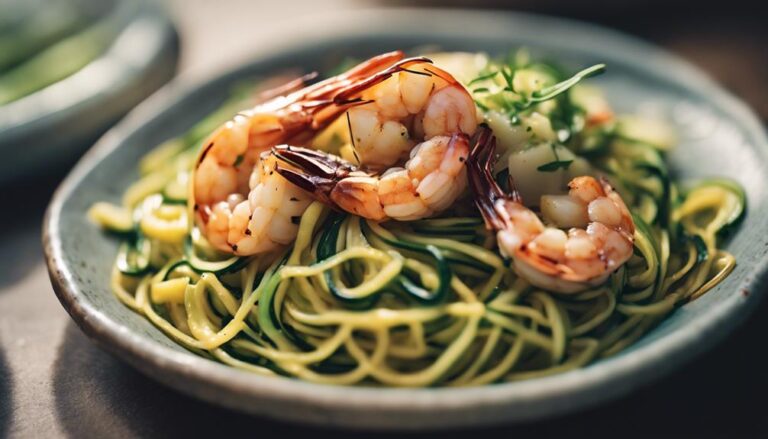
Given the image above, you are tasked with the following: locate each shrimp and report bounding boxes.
[332,57,478,168]
[265,57,478,222]
[271,132,470,221]
[193,51,408,255]
[203,154,314,255]
[467,127,635,293]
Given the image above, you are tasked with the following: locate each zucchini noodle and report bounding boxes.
[89,51,745,387]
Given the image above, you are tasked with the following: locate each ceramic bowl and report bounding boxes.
[43,9,768,430]
[0,0,178,183]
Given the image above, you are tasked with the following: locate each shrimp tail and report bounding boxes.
[466,126,522,231]
[271,145,357,204]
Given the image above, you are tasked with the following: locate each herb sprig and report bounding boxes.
[470,58,606,137]
[526,64,605,107]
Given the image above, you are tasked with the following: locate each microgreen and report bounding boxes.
[537,143,573,172]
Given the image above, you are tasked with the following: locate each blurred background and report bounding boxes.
[2,0,766,159]
[167,0,767,119]
[0,0,766,437]
[2,0,763,184]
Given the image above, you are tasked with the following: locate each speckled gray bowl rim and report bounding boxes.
[43,8,768,430]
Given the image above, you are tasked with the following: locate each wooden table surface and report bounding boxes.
[1,2,766,437]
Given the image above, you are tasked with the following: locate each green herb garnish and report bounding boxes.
[469,59,606,129]
[537,143,573,172]
[467,71,498,85]
[537,160,573,172]
[511,64,606,115]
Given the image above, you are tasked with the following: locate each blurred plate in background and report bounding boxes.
[0,0,178,183]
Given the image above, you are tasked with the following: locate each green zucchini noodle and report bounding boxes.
[89,50,745,387]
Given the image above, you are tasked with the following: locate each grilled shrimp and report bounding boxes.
[333,57,478,168]
[204,155,313,255]
[266,57,478,222]
[272,132,470,221]
[192,51,407,255]
[467,127,635,293]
